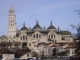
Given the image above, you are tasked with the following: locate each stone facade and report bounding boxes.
[0,6,74,55]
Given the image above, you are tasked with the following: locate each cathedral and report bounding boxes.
[0,5,74,50]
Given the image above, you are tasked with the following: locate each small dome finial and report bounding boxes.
[44,26,46,31]
[50,21,52,26]
[23,22,25,27]
[36,19,39,25]
[58,26,60,32]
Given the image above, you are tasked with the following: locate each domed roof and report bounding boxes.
[47,21,56,30]
[47,25,56,29]
[33,24,42,29]
[20,26,28,31]
[33,20,42,30]
[20,22,28,31]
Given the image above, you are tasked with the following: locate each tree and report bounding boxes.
[70,23,80,39]
[14,42,20,47]
[58,51,69,56]
[70,23,80,60]
[22,42,27,48]
[52,48,57,57]
[31,51,39,59]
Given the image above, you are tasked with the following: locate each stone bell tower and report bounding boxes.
[8,5,16,38]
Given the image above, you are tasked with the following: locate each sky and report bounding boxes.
[0,0,80,36]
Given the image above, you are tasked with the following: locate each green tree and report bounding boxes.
[52,48,57,57]
[22,42,27,48]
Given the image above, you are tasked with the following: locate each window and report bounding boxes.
[11,24,12,26]
[51,34,53,38]
[66,39,68,41]
[13,20,14,22]
[34,35,35,38]
[23,35,25,40]
[29,43,31,46]
[39,35,41,38]
[53,40,54,43]
[9,40,10,42]
[49,35,50,39]
[11,20,12,22]
[26,36,27,40]
[27,53,29,57]
[36,34,38,38]
[69,38,70,41]
[55,40,56,43]
[54,35,55,38]
[21,37,22,40]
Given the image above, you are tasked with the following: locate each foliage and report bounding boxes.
[31,51,39,58]
[58,51,69,56]
[48,38,52,41]
[70,23,80,38]
[70,23,80,60]
[14,42,20,46]
[75,41,80,56]
[0,42,12,47]
[52,48,57,57]
[22,42,27,48]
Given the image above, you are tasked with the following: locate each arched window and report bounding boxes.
[23,35,25,40]
[51,34,53,38]
[49,35,50,39]
[36,34,38,38]
[34,35,35,38]
[39,35,41,38]
[26,36,27,40]
[11,24,12,26]
[21,37,22,40]
[54,35,55,38]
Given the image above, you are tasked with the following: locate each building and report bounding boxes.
[0,5,75,57]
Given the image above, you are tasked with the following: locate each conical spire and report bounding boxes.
[9,4,14,12]
[50,21,52,26]
[36,20,39,25]
[23,22,25,27]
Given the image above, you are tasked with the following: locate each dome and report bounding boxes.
[33,20,42,30]
[47,25,56,29]
[20,22,28,31]
[47,21,56,30]
[20,26,28,31]
[33,24,42,30]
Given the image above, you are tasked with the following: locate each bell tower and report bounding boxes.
[8,5,16,38]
